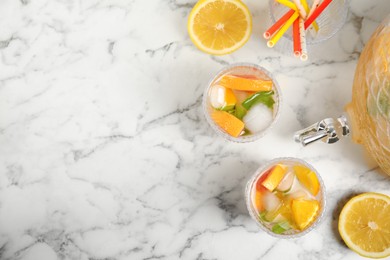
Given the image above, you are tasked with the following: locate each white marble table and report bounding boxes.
[0,0,389,259]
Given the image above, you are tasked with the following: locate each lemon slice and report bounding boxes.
[338,193,390,258]
[187,0,252,55]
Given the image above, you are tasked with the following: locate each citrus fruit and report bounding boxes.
[291,199,320,230]
[261,164,287,192]
[187,0,252,55]
[209,85,237,110]
[219,75,273,91]
[254,191,264,212]
[256,169,271,192]
[338,193,390,258]
[211,110,244,137]
[222,88,237,109]
[294,165,320,196]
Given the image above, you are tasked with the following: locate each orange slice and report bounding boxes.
[294,165,320,196]
[261,164,287,191]
[254,191,264,212]
[256,169,272,192]
[211,110,244,137]
[291,199,320,230]
[187,0,252,55]
[219,75,273,92]
[209,85,237,109]
[338,193,390,258]
[224,88,237,108]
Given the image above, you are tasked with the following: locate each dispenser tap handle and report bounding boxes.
[294,115,350,146]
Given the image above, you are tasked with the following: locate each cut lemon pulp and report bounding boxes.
[338,193,390,258]
[187,0,252,55]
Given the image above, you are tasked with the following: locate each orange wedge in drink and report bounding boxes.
[294,165,320,196]
[254,192,264,212]
[219,75,273,92]
[261,164,287,191]
[291,199,320,230]
[211,110,244,137]
[209,85,237,109]
[223,88,237,109]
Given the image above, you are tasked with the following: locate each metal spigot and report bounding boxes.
[294,115,350,146]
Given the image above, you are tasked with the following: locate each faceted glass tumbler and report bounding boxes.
[202,63,282,143]
[245,157,326,238]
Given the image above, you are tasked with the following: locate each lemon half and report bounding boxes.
[187,0,252,55]
[339,192,390,258]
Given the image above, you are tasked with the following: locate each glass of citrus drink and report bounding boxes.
[203,63,281,142]
[246,157,325,237]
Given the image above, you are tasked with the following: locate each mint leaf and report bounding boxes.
[234,104,247,120]
[271,221,291,234]
[259,212,268,222]
[242,91,275,110]
[221,105,235,112]
[241,128,251,136]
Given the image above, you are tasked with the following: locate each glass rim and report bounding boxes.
[245,157,326,238]
[268,0,349,45]
[202,62,282,143]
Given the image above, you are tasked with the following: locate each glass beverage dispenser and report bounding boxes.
[295,15,390,175]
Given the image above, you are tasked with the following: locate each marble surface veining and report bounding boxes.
[0,0,390,259]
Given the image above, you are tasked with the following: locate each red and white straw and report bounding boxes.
[299,17,308,61]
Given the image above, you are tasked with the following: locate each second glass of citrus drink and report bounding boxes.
[246,158,326,238]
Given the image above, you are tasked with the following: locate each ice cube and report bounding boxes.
[209,85,226,109]
[263,191,281,212]
[288,190,312,200]
[276,170,295,192]
[243,103,273,133]
[286,173,315,200]
[273,214,287,223]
